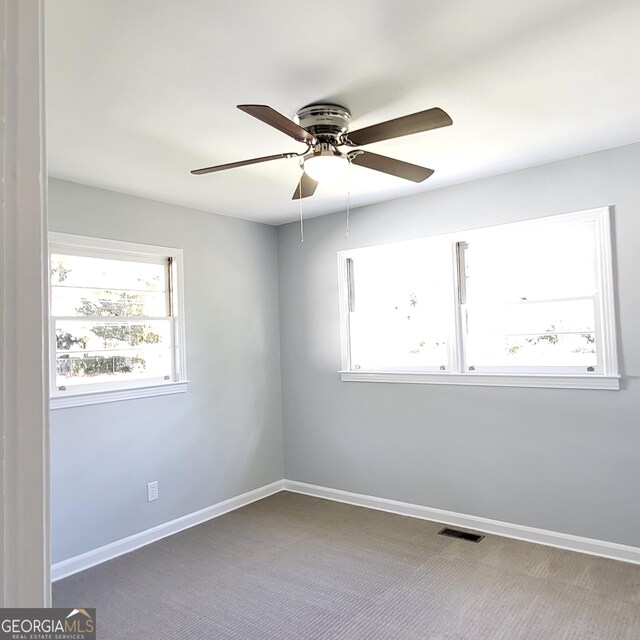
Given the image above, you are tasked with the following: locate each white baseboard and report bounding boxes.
[51,480,285,581]
[52,477,640,581]
[283,480,640,566]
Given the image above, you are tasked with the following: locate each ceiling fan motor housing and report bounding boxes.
[295,104,351,143]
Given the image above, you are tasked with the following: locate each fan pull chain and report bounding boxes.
[346,193,350,240]
[299,179,304,243]
[345,157,352,239]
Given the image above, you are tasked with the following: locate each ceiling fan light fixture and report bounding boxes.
[302,148,348,182]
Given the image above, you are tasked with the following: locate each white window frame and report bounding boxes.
[49,233,189,409]
[337,207,620,390]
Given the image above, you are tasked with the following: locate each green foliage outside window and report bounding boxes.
[54,262,162,379]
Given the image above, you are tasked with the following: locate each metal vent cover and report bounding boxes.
[438,527,485,543]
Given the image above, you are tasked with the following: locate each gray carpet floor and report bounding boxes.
[53,491,640,639]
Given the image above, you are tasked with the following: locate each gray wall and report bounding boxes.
[51,142,640,562]
[277,142,640,548]
[49,179,284,563]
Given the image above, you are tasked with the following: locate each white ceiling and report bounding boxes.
[45,0,640,226]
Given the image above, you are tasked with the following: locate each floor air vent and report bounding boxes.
[438,527,484,543]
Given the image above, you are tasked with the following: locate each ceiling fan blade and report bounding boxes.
[191,152,297,175]
[347,107,452,146]
[291,172,319,200]
[350,151,434,182]
[238,104,316,144]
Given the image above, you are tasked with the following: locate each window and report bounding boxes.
[49,233,188,408]
[338,207,619,390]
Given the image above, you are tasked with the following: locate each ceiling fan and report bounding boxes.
[191,103,453,199]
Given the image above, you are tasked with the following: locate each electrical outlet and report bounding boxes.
[147,481,159,502]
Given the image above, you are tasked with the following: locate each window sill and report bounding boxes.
[339,371,620,390]
[50,380,190,410]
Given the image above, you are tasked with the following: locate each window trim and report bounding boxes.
[337,207,620,390]
[49,232,189,409]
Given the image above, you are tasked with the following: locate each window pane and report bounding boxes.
[350,311,449,370]
[465,299,596,337]
[465,333,597,369]
[55,318,173,386]
[55,319,172,352]
[51,254,166,291]
[56,348,172,387]
[348,241,453,370]
[464,220,597,304]
[462,220,600,371]
[51,286,168,317]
